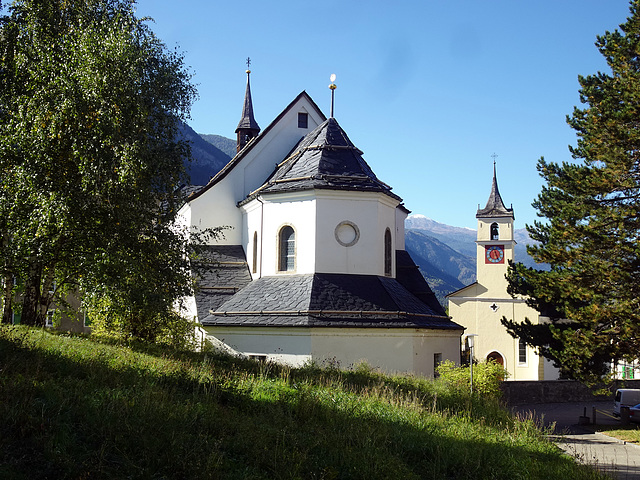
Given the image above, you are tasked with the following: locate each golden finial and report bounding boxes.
[329,73,337,118]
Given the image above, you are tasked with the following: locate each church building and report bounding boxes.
[179,68,463,376]
[447,165,559,380]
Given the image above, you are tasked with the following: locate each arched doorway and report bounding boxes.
[486,351,504,367]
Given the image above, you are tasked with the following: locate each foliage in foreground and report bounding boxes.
[503,0,640,384]
[0,326,607,480]
[0,0,198,342]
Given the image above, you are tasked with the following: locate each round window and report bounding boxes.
[335,221,360,247]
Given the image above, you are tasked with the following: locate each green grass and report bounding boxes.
[596,424,640,444]
[0,325,608,479]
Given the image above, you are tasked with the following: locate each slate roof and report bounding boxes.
[241,117,402,204]
[395,250,446,315]
[235,71,260,133]
[192,245,252,321]
[476,163,514,219]
[201,272,462,330]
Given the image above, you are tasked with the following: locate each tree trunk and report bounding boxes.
[1,230,13,324]
[21,259,44,326]
[1,274,13,324]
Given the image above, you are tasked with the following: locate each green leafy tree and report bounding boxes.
[502,0,640,383]
[0,0,201,341]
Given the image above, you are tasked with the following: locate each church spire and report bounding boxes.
[476,159,514,219]
[235,58,260,153]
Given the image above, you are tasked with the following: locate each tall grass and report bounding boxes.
[0,326,607,479]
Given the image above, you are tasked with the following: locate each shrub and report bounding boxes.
[437,359,508,400]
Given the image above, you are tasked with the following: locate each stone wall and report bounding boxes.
[501,380,640,405]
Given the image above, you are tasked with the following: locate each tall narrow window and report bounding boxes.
[491,222,499,240]
[252,231,258,274]
[518,338,527,364]
[279,226,295,272]
[434,353,443,378]
[384,228,392,276]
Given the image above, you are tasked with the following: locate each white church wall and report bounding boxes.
[311,329,460,377]
[204,327,313,367]
[314,191,398,276]
[204,326,460,378]
[260,192,317,276]
[186,95,325,247]
[395,207,407,250]
[242,200,263,279]
[189,175,245,244]
[411,331,461,377]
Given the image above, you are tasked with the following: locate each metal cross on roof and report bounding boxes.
[246,57,251,69]
[491,152,498,165]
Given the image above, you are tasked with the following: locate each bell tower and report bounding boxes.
[235,58,260,153]
[475,161,515,296]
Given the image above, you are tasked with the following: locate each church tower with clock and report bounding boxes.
[475,162,515,297]
[447,162,559,381]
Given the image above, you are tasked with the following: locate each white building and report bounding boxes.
[447,166,559,380]
[179,70,463,376]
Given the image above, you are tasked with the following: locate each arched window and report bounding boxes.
[490,222,499,240]
[278,226,295,272]
[384,228,392,276]
[252,231,258,274]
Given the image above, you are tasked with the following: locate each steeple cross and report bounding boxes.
[491,152,498,165]
[246,57,251,69]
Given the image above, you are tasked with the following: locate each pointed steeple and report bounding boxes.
[476,162,514,219]
[235,59,260,153]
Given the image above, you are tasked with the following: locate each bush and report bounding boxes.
[436,359,508,400]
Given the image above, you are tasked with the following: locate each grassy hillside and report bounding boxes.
[0,326,605,479]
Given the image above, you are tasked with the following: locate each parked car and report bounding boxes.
[628,403,640,422]
[614,389,640,416]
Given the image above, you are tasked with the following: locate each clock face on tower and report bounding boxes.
[485,245,505,264]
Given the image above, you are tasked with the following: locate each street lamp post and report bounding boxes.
[466,334,478,394]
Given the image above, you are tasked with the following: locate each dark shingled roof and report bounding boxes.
[395,250,446,315]
[477,163,514,219]
[193,245,252,321]
[241,117,402,204]
[235,71,260,133]
[201,272,462,330]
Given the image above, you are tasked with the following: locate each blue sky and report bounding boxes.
[135,0,631,229]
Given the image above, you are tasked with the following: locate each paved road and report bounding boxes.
[514,402,640,479]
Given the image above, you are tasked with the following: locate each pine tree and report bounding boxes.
[503,0,640,383]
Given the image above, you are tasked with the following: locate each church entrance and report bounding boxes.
[486,351,504,367]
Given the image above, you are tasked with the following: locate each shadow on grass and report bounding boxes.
[0,328,605,480]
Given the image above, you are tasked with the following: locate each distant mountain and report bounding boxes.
[404,214,548,305]
[404,230,474,305]
[198,134,237,159]
[406,215,476,258]
[180,124,233,185]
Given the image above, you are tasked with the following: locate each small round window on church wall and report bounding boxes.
[335,221,360,247]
